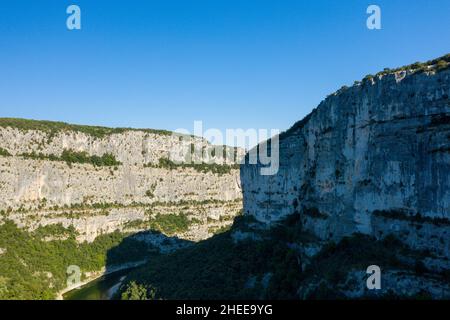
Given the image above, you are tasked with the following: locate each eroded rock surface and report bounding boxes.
[0,125,243,242]
[241,64,450,272]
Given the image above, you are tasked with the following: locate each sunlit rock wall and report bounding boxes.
[241,67,450,258]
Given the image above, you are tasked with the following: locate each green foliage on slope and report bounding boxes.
[19,149,121,167]
[145,157,240,175]
[119,216,305,300]
[121,281,157,300]
[118,213,443,300]
[0,147,11,157]
[0,118,173,138]
[123,213,193,235]
[0,221,151,300]
[366,53,450,80]
[149,213,191,235]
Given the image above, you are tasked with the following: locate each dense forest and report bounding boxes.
[0,221,153,299]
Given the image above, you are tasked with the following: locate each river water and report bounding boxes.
[63,268,134,300]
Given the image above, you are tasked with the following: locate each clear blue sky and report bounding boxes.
[1,0,449,144]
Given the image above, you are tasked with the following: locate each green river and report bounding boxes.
[63,268,135,300]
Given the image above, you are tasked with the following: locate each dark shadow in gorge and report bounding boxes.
[104,229,194,274]
[63,230,193,300]
[98,211,449,300]
[101,214,310,300]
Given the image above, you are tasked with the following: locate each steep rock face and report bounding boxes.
[241,66,450,259]
[0,124,243,242]
[0,126,243,166]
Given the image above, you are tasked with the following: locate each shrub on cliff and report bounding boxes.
[121,281,157,300]
[19,149,121,167]
[61,149,121,167]
[0,147,11,157]
[145,157,239,175]
[0,118,173,139]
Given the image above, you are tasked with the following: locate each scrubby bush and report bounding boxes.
[19,149,121,167]
[0,118,172,138]
[0,148,11,157]
[145,157,239,175]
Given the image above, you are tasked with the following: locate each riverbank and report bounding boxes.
[56,260,148,300]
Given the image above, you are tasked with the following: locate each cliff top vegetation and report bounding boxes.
[0,118,174,138]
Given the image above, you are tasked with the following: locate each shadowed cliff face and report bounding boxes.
[117,214,450,300]
[241,66,450,259]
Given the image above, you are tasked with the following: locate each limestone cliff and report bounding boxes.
[107,55,450,301]
[241,55,450,264]
[0,120,243,242]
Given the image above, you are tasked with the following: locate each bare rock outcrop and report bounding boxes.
[0,122,243,242]
[241,56,450,265]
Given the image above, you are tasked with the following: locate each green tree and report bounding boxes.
[121,281,156,300]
